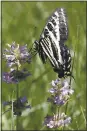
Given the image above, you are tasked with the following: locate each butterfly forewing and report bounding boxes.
[34,8,71,78]
[41,8,68,42]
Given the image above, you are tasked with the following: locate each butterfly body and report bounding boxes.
[34,8,72,78]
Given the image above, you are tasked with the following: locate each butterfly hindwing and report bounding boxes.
[40,38,59,68]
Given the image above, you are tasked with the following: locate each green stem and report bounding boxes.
[16,65,19,130]
[12,100,14,130]
[56,106,60,117]
[11,90,14,130]
[16,83,19,130]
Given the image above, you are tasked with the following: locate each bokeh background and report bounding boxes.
[2,1,86,130]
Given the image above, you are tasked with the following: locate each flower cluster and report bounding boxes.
[47,79,74,106]
[44,78,74,129]
[2,42,32,116]
[3,42,31,69]
[44,113,71,128]
[3,96,31,116]
[3,69,31,84]
[2,42,31,83]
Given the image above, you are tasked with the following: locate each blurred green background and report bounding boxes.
[2,1,86,130]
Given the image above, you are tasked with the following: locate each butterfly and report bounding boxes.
[34,8,72,78]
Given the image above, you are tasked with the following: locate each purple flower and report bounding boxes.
[47,95,65,105]
[3,96,31,116]
[49,79,62,94]
[49,87,58,94]
[44,113,71,128]
[48,79,74,105]
[60,80,74,95]
[2,69,31,83]
[51,79,60,87]
[3,42,31,68]
[53,96,65,105]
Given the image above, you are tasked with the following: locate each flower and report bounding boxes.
[44,113,71,128]
[51,79,60,87]
[48,79,74,105]
[3,42,31,68]
[47,95,65,105]
[2,68,31,83]
[3,96,31,116]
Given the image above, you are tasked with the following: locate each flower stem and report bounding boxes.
[16,65,19,130]
[11,90,14,130]
[16,82,19,130]
[11,100,14,130]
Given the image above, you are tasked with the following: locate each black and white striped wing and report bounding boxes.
[36,8,68,64]
[34,8,68,63]
[40,8,68,43]
[34,8,71,78]
[39,37,60,68]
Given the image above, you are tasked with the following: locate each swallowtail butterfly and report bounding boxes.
[34,8,72,78]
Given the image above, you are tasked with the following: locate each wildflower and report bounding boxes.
[44,113,71,128]
[48,79,74,105]
[47,95,65,105]
[2,68,31,83]
[3,96,31,116]
[3,42,31,68]
[51,79,60,87]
